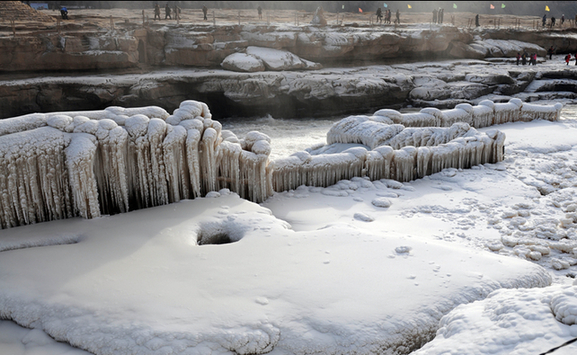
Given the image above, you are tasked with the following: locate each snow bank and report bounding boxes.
[412,285,577,355]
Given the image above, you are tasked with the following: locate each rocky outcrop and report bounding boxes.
[0,30,140,72]
[3,21,574,73]
[1,61,575,120]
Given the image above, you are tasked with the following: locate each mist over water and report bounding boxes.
[220,115,341,159]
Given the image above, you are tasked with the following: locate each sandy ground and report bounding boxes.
[1,7,572,32]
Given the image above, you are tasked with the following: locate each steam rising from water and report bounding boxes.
[221,115,341,159]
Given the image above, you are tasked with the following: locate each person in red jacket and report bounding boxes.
[565,54,571,65]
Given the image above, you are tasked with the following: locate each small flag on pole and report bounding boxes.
[545,6,550,11]
[408,4,412,9]
[453,3,457,9]
[359,8,363,13]
[501,3,506,8]
[490,4,495,9]
[384,3,388,7]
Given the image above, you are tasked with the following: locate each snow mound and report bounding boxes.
[412,285,576,355]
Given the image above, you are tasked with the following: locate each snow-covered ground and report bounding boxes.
[2,104,577,354]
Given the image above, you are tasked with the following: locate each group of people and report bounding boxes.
[153,3,208,21]
[376,7,392,24]
[516,52,538,66]
[542,14,568,28]
[432,8,445,24]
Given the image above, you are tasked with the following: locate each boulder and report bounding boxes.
[246,46,307,71]
[221,52,266,72]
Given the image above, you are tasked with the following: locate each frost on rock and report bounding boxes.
[0,100,272,229]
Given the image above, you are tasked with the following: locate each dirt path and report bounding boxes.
[1,7,568,32]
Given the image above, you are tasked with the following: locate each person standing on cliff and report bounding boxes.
[257,6,262,20]
[202,5,208,20]
[548,46,554,59]
[551,17,556,28]
[542,14,547,27]
[475,14,479,27]
[395,9,400,24]
[516,52,521,65]
[165,3,171,19]
[154,3,161,20]
[565,54,571,65]
[376,8,383,23]
[439,8,444,24]
[432,8,437,24]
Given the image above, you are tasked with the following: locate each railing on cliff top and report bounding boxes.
[0,98,563,228]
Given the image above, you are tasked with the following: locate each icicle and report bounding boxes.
[472,100,495,128]
[520,102,563,122]
[65,134,100,219]
[200,127,219,194]
[392,147,417,182]
[163,125,188,202]
[416,146,432,178]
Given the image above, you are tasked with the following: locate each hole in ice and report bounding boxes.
[196,220,245,246]
[197,231,233,245]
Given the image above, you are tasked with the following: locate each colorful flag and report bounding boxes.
[501,3,506,8]
[490,4,495,9]
[408,4,412,9]
[359,8,363,13]
[545,6,550,11]
[453,3,457,9]
[384,3,388,7]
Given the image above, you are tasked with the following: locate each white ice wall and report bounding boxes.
[0,100,272,229]
[0,99,563,228]
[273,99,560,191]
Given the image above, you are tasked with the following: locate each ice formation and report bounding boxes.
[272,99,561,192]
[0,101,273,228]
[0,99,563,228]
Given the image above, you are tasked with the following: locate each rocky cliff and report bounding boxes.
[2,21,575,72]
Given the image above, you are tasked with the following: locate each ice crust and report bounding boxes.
[0,99,562,228]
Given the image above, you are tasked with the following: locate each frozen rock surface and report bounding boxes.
[1,59,574,120]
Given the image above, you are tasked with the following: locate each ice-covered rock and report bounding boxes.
[221,52,266,72]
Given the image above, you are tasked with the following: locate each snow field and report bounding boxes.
[0,192,551,355]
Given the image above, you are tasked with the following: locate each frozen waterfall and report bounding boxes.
[0,99,563,228]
